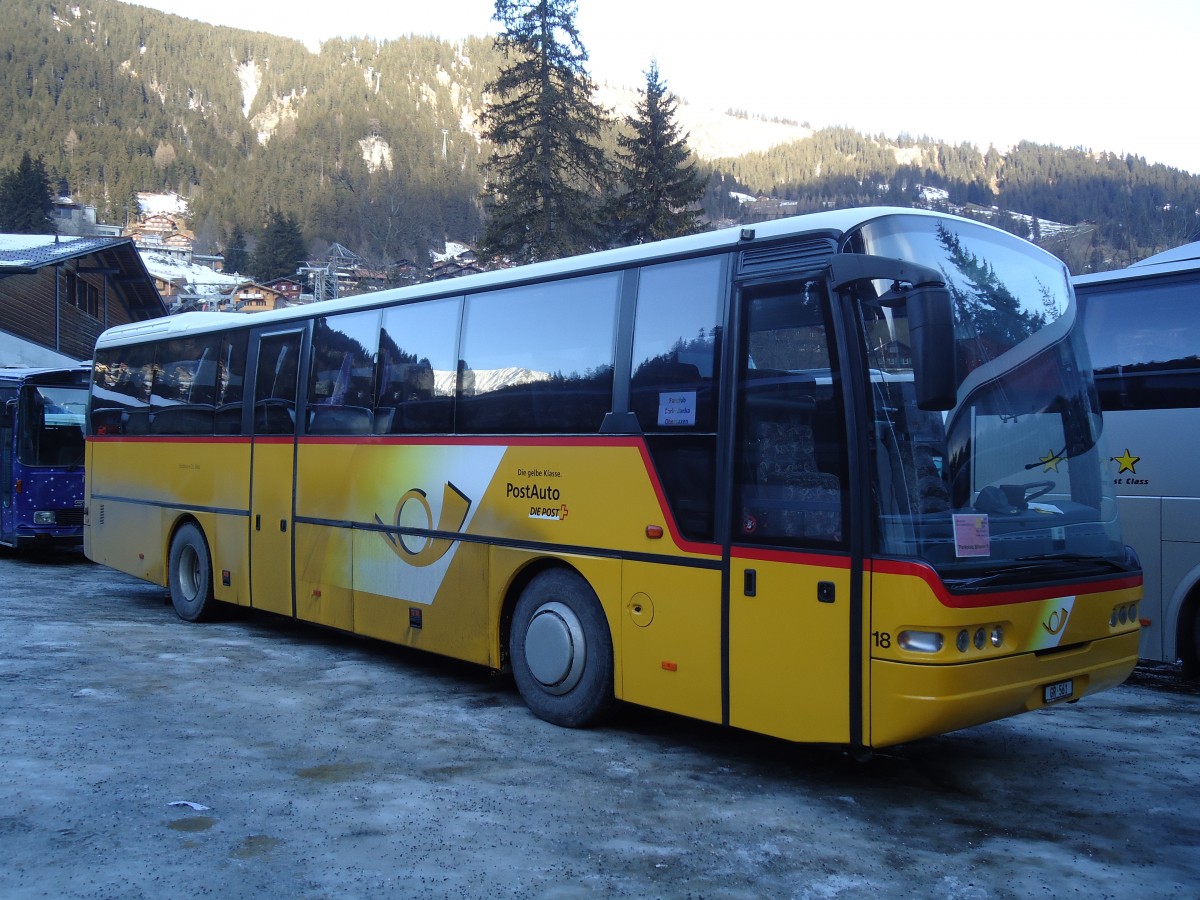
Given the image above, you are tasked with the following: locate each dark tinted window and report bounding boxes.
[254,333,302,436]
[630,257,724,432]
[150,334,224,435]
[215,332,249,435]
[308,311,380,435]
[458,275,619,433]
[91,344,155,435]
[627,257,726,540]
[92,333,247,436]
[377,298,460,434]
[1078,274,1200,410]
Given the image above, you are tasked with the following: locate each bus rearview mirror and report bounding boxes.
[906,285,957,410]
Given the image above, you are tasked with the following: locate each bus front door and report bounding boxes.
[249,330,303,617]
[726,280,854,744]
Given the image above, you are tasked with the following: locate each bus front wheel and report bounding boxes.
[168,522,215,623]
[509,570,614,728]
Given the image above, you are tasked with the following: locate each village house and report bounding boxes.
[0,234,166,366]
[232,282,285,313]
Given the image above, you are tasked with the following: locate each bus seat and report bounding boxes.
[373,407,395,434]
[913,444,951,513]
[309,404,373,435]
[150,405,215,435]
[122,408,150,435]
[755,420,841,539]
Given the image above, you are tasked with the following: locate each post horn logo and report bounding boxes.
[375,482,472,567]
[1042,606,1070,636]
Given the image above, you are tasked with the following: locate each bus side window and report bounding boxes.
[628,256,725,540]
[149,335,223,435]
[91,345,154,435]
[458,275,619,434]
[308,311,379,435]
[377,298,460,434]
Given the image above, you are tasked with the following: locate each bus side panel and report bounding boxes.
[619,561,723,724]
[209,508,250,607]
[295,522,354,631]
[296,441,501,661]
[869,569,1140,747]
[1162,496,1200,664]
[87,499,165,583]
[351,536,491,663]
[1118,496,1162,660]
[1097,405,1200,665]
[87,438,251,590]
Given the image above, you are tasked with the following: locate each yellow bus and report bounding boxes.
[85,208,1141,750]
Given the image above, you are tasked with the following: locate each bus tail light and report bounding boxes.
[898,630,944,653]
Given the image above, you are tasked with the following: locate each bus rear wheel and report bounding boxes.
[168,522,215,623]
[509,569,614,728]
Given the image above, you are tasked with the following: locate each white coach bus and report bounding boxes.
[1074,241,1200,676]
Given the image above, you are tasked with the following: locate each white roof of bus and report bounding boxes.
[1073,241,1200,287]
[93,207,1016,348]
[1134,241,1200,266]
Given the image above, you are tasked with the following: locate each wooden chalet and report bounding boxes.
[0,235,166,365]
[232,282,285,313]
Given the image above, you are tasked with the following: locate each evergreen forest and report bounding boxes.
[3,0,1197,275]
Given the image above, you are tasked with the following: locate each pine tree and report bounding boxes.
[480,0,610,263]
[0,152,54,234]
[609,62,706,245]
[223,225,250,275]
[250,211,307,282]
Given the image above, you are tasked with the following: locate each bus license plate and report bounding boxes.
[1043,679,1074,703]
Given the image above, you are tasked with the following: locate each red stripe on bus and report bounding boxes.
[870,557,1141,608]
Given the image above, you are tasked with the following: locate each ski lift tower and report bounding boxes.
[298,264,337,302]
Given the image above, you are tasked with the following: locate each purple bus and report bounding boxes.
[0,365,89,550]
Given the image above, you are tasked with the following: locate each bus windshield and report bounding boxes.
[848,214,1126,585]
[18,384,87,468]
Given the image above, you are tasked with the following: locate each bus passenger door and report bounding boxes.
[726,280,855,744]
[249,330,303,617]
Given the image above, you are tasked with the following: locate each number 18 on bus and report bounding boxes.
[85,208,1141,751]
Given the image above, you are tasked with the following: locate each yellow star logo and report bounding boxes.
[1113,449,1140,474]
[1039,449,1063,473]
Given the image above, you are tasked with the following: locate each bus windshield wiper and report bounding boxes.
[943,563,1049,590]
[1014,553,1129,573]
[945,555,1125,591]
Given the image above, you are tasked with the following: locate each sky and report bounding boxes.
[121,0,1199,175]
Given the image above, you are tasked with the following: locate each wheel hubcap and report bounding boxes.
[524,601,586,694]
[180,545,199,601]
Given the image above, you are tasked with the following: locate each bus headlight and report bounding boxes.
[1111,603,1139,629]
[898,630,944,653]
[33,511,56,525]
[956,629,970,653]
[990,626,1004,647]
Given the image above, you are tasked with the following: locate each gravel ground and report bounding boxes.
[2,549,1198,899]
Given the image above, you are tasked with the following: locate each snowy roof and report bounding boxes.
[0,233,166,320]
[138,249,245,297]
[0,234,122,270]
